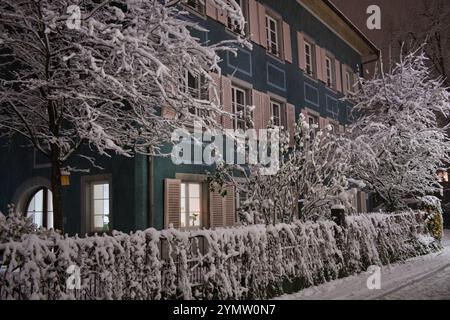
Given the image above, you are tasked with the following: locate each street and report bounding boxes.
[276,230,450,300]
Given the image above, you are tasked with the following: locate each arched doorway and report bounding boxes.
[26,188,53,229]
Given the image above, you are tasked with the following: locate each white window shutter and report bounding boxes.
[248,0,260,44]
[286,103,296,146]
[221,76,233,129]
[282,21,292,63]
[335,60,342,92]
[209,188,224,228]
[315,45,323,81]
[164,179,181,229]
[257,2,267,48]
[206,2,217,20]
[224,185,236,227]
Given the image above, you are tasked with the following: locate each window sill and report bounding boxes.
[181,5,207,20]
[266,50,285,65]
[303,73,318,83]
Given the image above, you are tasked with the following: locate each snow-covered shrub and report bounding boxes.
[208,116,357,225]
[345,47,450,211]
[0,211,440,300]
[420,196,444,241]
[0,206,40,243]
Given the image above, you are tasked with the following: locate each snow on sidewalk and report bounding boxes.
[275,230,450,300]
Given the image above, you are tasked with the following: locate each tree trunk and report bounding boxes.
[50,146,63,233]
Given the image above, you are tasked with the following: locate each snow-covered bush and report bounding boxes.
[208,116,356,225]
[346,47,450,211]
[0,0,247,231]
[0,206,40,243]
[0,211,439,300]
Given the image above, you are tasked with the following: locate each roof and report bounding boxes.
[297,0,380,57]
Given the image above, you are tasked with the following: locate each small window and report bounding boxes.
[304,41,314,77]
[184,71,207,116]
[308,114,319,140]
[232,86,251,130]
[91,182,111,232]
[271,100,282,127]
[345,70,353,93]
[325,56,334,88]
[26,188,53,229]
[180,182,202,228]
[185,0,205,14]
[265,14,280,57]
[227,0,247,34]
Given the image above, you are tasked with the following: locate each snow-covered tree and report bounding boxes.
[209,116,355,225]
[0,0,247,231]
[346,47,450,211]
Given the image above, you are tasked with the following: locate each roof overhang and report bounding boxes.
[297,0,380,58]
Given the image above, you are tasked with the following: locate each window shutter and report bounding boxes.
[248,0,260,44]
[319,117,328,130]
[335,60,342,92]
[286,103,296,146]
[342,65,349,95]
[164,179,181,229]
[252,89,263,131]
[358,191,367,213]
[224,185,236,227]
[221,76,233,129]
[209,72,222,124]
[261,93,271,129]
[257,3,267,48]
[297,32,306,71]
[282,21,292,63]
[315,45,323,82]
[217,7,228,25]
[353,71,360,94]
[206,2,217,20]
[162,104,176,119]
[209,189,224,228]
[321,48,328,82]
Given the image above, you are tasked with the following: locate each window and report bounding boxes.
[26,188,53,229]
[227,0,247,34]
[185,0,205,14]
[325,56,334,88]
[345,70,353,93]
[180,182,202,228]
[91,182,111,232]
[232,86,251,130]
[265,14,280,57]
[304,41,314,77]
[271,100,282,127]
[308,114,319,140]
[183,71,207,116]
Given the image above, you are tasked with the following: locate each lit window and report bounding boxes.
[304,41,314,77]
[26,188,53,229]
[232,86,251,130]
[265,14,280,57]
[271,101,282,127]
[308,115,319,140]
[92,183,110,232]
[325,57,334,88]
[437,170,449,183]
[180,183,202,228]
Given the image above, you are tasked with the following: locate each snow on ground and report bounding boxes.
[275,229,450,300]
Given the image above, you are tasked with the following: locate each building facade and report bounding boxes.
[0,0,379,235]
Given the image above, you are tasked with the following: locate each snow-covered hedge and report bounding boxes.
[0,211,441,300]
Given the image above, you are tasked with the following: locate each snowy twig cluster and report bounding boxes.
[0,210,440,300]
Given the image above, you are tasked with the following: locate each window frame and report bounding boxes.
[304,40,315,78]
[325,56,335,88]
[270,100,282,127]
[184,0,206,15]
[26,187,53,229]
[231,85,251,130]
[345,70,353,94]
[265,13,281,58]
[180,182,203,229]
[227,0,248,35]
[81,174,112,234]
